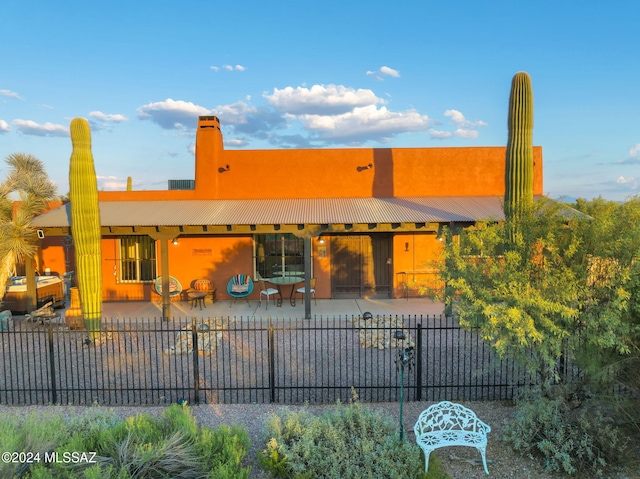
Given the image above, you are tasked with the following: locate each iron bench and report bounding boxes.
[414,401,491,475]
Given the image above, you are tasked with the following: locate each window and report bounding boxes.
[119,236,157,282]
[255,234,305,279]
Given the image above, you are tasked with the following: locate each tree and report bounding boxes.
[0,153,57,304]
[438,197,639,407]
[569,197,640,422]
[440,199,584,382]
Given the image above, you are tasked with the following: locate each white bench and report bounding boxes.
[414,401,491,475]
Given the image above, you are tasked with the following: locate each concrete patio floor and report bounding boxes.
[96,297,446,321]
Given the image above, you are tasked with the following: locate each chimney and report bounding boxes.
[195,116,224,197]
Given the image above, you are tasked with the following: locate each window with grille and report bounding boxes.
[119,236,157,282]
[255,234,305,279]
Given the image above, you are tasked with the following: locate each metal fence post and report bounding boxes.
[416,322,423,401]
[268,320,275,403]
[192,322,200,405]
[47,323,57,404]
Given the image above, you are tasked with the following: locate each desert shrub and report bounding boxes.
[260,401,441,479]
[504,392,626,477]
[0,412,71,478]
[198,423,251,479]
[0,404,250,479]
[65,409,124,451]
[88,404,251,479]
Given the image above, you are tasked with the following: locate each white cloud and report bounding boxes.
[212,64,246,72]
[380,66,400,77]
[0,89,21,99]
[89,111,128,122]
[297,105,430,143]
[211,101,257,125]
[453,128,479,139]
[11,119,68,137]
[366,66,400,80]
[614,175,639,192]
[211,101,286,135]
[442,109,487,139]
[0,119,10,133]
[265,84,383,115]
[429,129,453,139]
[137,99,211,130]
[444,109,488,129]
[137,85,482,148]
[444,109,465,125]
[616,176,636,185]
[629,144,640,157]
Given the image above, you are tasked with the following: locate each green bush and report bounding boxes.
[0,412,72,478]
[83,404,251,479]
[0,404,250,479]
[259,401,445,479]
[504,392,626,477]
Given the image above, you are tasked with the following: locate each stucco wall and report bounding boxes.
[98,117,543,202]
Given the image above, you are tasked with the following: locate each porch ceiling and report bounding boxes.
[31,196,506,236]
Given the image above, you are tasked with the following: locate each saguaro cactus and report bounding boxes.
[126,176,132,191]
[504,71,534,230]
[69,118,102,339]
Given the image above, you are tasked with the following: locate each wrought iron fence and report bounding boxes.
[0,315,544,406]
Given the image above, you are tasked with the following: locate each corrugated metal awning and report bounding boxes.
[32,196,506,230]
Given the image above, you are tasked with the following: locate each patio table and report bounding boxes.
[266,275,304,306]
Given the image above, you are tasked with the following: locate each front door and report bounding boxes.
[330,234,392,299]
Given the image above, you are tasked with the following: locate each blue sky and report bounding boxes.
[1,1,639,201]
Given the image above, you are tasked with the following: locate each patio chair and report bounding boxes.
[295,278,317,305]
[227,274,254,307]
[258,279,279,309]
[154,276,183,298]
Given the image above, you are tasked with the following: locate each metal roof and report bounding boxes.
[31,196,506,228]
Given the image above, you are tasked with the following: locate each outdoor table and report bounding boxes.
[266,275,304,306]
[187,290,207,310]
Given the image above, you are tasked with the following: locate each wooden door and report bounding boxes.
[330,234,391,299]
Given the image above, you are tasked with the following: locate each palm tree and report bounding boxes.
[0,153,57,305]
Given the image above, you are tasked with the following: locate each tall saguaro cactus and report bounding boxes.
[504,71,534,233]
[69,118,102,339]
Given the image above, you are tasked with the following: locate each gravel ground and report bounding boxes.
[2,401,638,479]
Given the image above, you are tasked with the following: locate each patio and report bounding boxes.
[96,297,446,321]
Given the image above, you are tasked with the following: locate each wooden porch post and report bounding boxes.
[304,236,312,319]
[25,256,37,313]
[148,230,178,321]
[160,238,170,320]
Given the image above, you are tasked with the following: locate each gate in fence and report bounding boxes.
[1,315,537,406]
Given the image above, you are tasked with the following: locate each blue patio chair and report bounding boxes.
[227,274,254,307]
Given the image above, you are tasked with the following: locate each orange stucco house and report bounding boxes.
[32,116,543,313]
